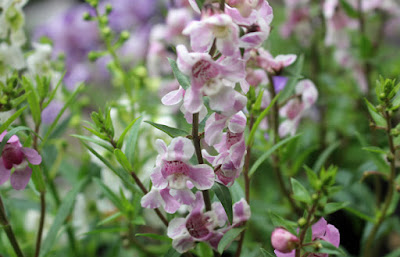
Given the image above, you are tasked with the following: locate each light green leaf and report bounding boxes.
[318,240,346,255]
[212,182,233,224]
[116,116,140,148]
[145,121,189,138]
[114,149,133,171]
[364,98,386,127]
[125,116,142,166]
[260,248,275,257]
[168,58,190,90]
[196,242,213,257]
[30,164,45,193]
[0,106,27,134]
[22,76,41,125]
[344,207,375,223]
[268,211,297,236]
[324,202,349,215]
[218,227,245,254]
[71,134,114,152]
[93,178,125,212]
[304,165,320,191]
[279,55,304,104]
[339,0,359,18]
[291,178,311,204]
[97,212,123,226]
[362,146,386,155]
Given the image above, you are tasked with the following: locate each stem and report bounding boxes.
[34,192,46,257]
[0,196,25,257]
[267,74,302,215]
[192,113,212,211]
[363,110,397,257]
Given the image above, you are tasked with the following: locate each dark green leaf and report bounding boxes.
[212,182,233,224]
[324,202,349,215]
[145,121,189,138]
[168,58,190,90]
[218,227,245,254]
[22,76,41,124]
[339,0,359,18]
[268,211,297,235]
[364,98,386,127]
[360,35,373,59]
[355,132,389,175]
[260,248,275,257]
[195,0,205,10]
[0,106,27,134]
[318,240,346,255]
[136,233,171,242]
[164,247,180,257]
[344,207,375,223]
[291,178,311,204]
[305,165,320,191]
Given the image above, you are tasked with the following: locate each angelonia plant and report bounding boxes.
[0,0,400,256]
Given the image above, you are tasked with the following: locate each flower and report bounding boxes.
[0,131,42,190]
[271,228,299,253]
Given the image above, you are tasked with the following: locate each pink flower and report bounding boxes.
[274,218,340,257]
[0,131,42,190]
[141,137,214,213]
[256,49,297,73]
[271,228,299,253]
[183,13,240,56]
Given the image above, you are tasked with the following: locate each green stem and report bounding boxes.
[34,192,46,257]
[0,196,25,257]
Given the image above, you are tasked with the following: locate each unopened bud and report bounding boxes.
[105,4,113,14]
[120,30,130,41]
[83,12,91,21]
[298,217,307,228]
[101,27,111,37]
[271,228,299,253]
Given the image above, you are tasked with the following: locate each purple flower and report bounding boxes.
[271,228,299,253]
[274,218,340,257]
[0,131,42,190]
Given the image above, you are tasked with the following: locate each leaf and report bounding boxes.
[93,178,125,212]
[260,248,275,257]
[164,247,180,257]
[71,134,114,152]
[125,116,142,166]
[0,106,27,134]
[41,84,83,148]
[291,178,311,204]
[360,35,373,59]
[305,165,320,191]
[318,240,346,255]
[168,58,190,90]
[383,247,400,257]
[22,76,41,125]
[114,149,133,171]
[339,0,359,18]
[116,116,140,148]
[268,211,297,235]
[249,134,301,177]
[279,55,304,104]
[364,98,386,127]
[343,207,375,223]
[145,121,189,138]
[212,182,233,224]
[43,72,65,109]
[135,233,172,242]
[40,179,87,257]
[288,146,317,176]
[324,202,349,215]
[30,164,45,193]
[195,0,206,10]
[97,212,123,226]
[253,89,264,111]
[312,141,340,173]
[217,227,245,254]
[83,227,128,236]
[196,242,213,257]
[362,146,386,155]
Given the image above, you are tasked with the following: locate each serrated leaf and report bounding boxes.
[135,233,172,242]
[324,202,349,215]
[279,55,304,104]
[71,134,114,152]
[0,106,27,134]
[168,58,190,90]
[116,116,140,148]
[145,121,188,138]
[313,141,340,173]
[291,178,311,204]
[249,134,301,177]
[114,148,133,171]
[212,182,233,224]
[268,211,297,235]
[362,146,386,155]
[40,179,87,257]
[364,98,386,127]
[218,227,245,254]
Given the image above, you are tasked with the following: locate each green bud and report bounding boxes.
[135,66,147,77]
[387,152,394,162]
[101,26,111,37]
[298,217,307,228]
[314,242,323,250]
[88,51,99,62]
[312,193,318,201]
[105,4,113,14]
[99,16,109,25]
[120,30,130,41]
[83,12,91,21]
[379,93,386,101]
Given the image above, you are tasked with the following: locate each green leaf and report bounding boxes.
[196,242,213,257]
[312,141,340,173]
[114,148,133,171]
[288,146,317,176]
[40,179,87,257]
[83,125,109,141]
[364,98,386,127]
[218,227,245,254]
[305,165,320,191]
[339,0,359,18]
[30,164,46,192]
[135,233,172,242]
[43,72,65,109]
[249,134,301,177]
[145,121,189,138]
[83,227,128,236]
[0,106,27,134]
[22,76,41,125]
[360,35,373,59]
[116,116,140,148]
[41,84,83,148]
[324,202,349,215]
[71,134,114,152]
[260,248,275,257]
[362,146,387,155]
[391,93,400,110]
[318,240,346,255]
[93,178,126,212]
[344,207,375,223]
[97,212,123,226]
[168,58,190,90]
[253,89,264,111]
[268,211,297,235]
[212,182,233,224]
[195,0,206,10]
[247,92,281,146]
[383,247,400,257]
[164,247,180,257]
[291,178,311,204]
[279,55,304,104]
[125,116,142,166]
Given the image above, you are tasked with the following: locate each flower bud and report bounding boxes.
[271,228,299,253]
[298,217,307,227]
[82,12,91,21]
[105,4,113,14]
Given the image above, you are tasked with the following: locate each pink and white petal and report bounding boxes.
[205,113,228,146]
[188,164,215,190]
[0,131,19,144]
[207,232,224,250]
[228,111,247,133]
[160,189,181,213]
[191,191,205,213]
[0,160,11,185]
[278,120,295,138]
[239,32,266,48]
[155,139,168,156]
[212,202,228,227]
[168,137,194,162]
[321,224,340,248]
[167,217,188,239]
[141,188,164,209]
[187,0,201,13]
[183,87,203,114]
[202,149,217,165]
[161,87,185,106]
[229,139,246,168]
[172,236,196,253]
[216,36,238,57]
[170,189,196,205]
[233,199,251,226]
[312,218,328,239]
[183,22,214,53]
[274,250,295,257]
[275,54,297,68]
[10,166,32,190]
[150,166,168,189]
[22,148,42,165]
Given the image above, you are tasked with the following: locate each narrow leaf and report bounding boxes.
[279,55,304,103]
[164,247,180,257]
[344,207,374,223]
[218,227,245,254]
[114,149,133,171]
[71,134,114,152]
[22,76,41,124]
[212,182,233,224]
[116,116,140,148]
[126,116,143,166]
[318,240,346,255]
[0,106,27,134]
[168,58,190,90]
[364,98,386,127]
[362,146,386,155]
[268,211,297,235]
[324,202,349,215]
[97,212,123,226]
[261,248,275,257]
[135,233,172,242]
[145,121,188,138]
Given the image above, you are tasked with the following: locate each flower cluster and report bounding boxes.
[0,131,42,190]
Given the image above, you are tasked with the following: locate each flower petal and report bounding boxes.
[188,164,215,190]
[141,188,164,209]
[167,137,194,162]
[22,148,42,165]
[0,160,11,185]
[167,217,188,239]
[161,87,185,106]
[312,218,328,239]
[170,189,196,205]
[10,166,32,190]
[160,188,181,214]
